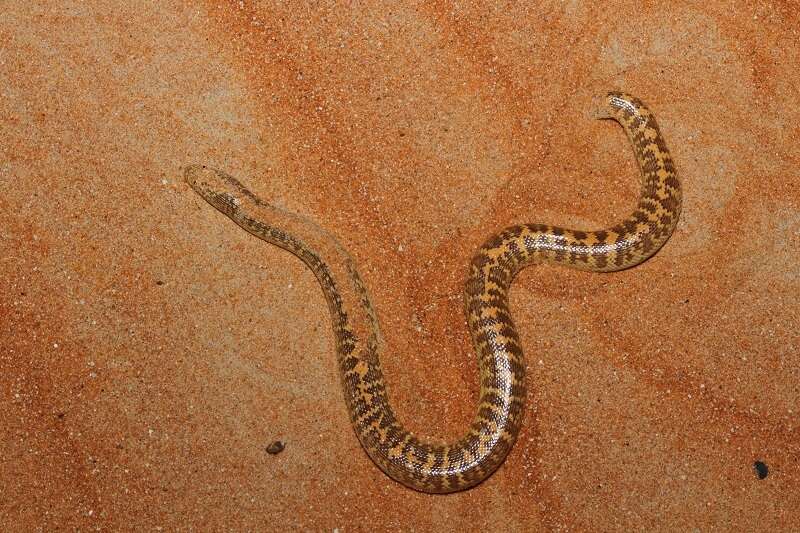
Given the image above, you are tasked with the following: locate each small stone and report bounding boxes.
[753,461,768,479]
[266,441,285,455]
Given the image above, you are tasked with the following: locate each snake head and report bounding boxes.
[184,164,253,217]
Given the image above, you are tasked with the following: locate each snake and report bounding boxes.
[185,91,681,493]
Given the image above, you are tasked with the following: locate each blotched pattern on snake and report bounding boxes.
[185,92,682,493]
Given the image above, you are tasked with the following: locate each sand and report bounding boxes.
[1,1,798,530]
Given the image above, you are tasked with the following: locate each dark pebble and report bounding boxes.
[753,461,768,479]
[266,441,285,455]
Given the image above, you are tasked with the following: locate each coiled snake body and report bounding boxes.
[185,92,681,493]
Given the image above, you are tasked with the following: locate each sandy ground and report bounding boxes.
[2,1,799,531]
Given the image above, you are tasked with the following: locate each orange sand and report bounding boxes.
[1,1,798,530]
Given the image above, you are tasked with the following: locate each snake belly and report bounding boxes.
[185,92,682,493]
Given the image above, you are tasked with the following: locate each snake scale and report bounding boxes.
[185,92,681,493]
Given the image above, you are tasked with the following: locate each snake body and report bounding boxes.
[185,92,681,493]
